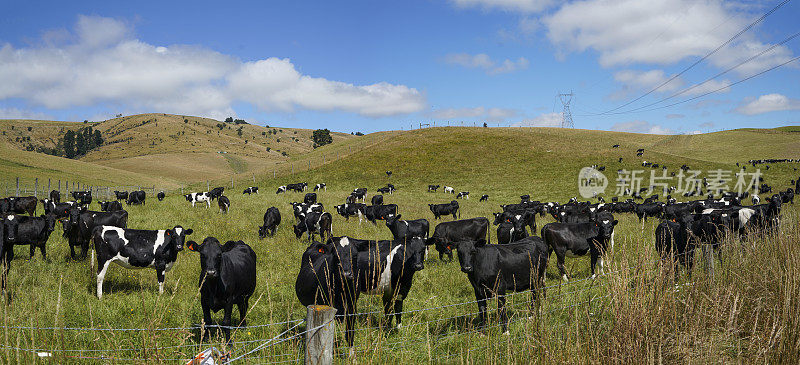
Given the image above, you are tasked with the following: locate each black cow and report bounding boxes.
[218,196,230,214]
[294,211,333,241]
[49,190,61,203]
[371,195,384,206]
[429,200,459,220]
[304,193,317,204]
[335,203,366,223]
[296,239,359,347]
[314,183,327,192]
[496,218,528,244]
[259,207,281,238]
[355,237,426,329]
[287,183,307,192]
[242,187,259,195]
[126,190,146,205]
[377,186,392,194]
[428,185,440,192]
[208,187,225,199]
[276,186,287,194]
[187,237,256,341]
[351,188,367,202]
[92,225,192,299]
[636,202,664,223]
[99,201,123,211]
[479,194,489,202]
[63,207,128,259]
[456,237,548,334]
[40,199,75,218]
[114,191,129,201]
[386,171,392,178]
[364,204,398,224]
[542,212,618,280]
[385,214,429,241]
[1,197,37,216]
[612,144,620,148]
[655,214,696,280]
[72,191,92,206]
[157,191,165,201]
[496,209,537,232]
[0,217,9,290]
[779,188,794,204]
[426,217,490,261]
[4,214,57,259]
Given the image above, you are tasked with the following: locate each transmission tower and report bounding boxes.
[558,91,575,128]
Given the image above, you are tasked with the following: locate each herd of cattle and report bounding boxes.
[0,172,796,346]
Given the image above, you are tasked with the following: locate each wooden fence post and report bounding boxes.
[305,305,336,365]
[231,176,234,189]
[207,180,210,192]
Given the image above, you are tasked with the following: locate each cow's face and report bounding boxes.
[404,237,426,271]
[293,223,304,239]
[44,214,57,233]
[258,225,268,239]
[330,238,355,280]
[456,239,485,273]
[595,213,618,240]
[66,207,82,230]
[3,215,17,241]
[187,237,223,279]
[168,226,193,251]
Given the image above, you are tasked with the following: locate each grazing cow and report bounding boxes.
[637,148,644,153]
[377,187,391,194]
[276,186,287,194]
[335,203,367,223]
[371,195,384,206]
[187,237,256,341]
[386,171,392,178]
[612,144,620,148]
[157,191,165,201]
[258,207,281,238]
[126,190,146,205]
[290,202,324,222]
[456,237,548,334]
[49,190,61,203]
[637,152,643,157]
[242,187,259,195]
[296,239,359,347]
[443,186,455,194]
[364,204,398,224]
[636,202,665,223]
[456,191,469,199]
[752,195,761,205]
[541,213,618,280]
[351,188,367,202]
[218,195,230,214]
[314,183,327,192]
[184,192,212,208]
[496,218,528,244]
[426,217,490,261]
[355,237,426,329]
[479,194,489,202]
[429,200,459,220]
[428,185,440,192]
[384,214,429,241]
[1,197,37,216]
[63,207,128,259]
[99,201,123,212]
[208,187,225,199]
[287,183,307,192]
[72,191,92,206]
[114,191,129,201]
[294,211,333,242]
[92,225,192,299]
[4,214,57,259]
[304,193,317,205]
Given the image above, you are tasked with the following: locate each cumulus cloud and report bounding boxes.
[513,112,563,127]
[443,53,529,74]
[735,93,800,115]
[0,15,425,119]
[611,120,674,134]
[610,69,731,100]
[450,0,552,13]
[544,0,794,72]
[431,106,519,120]
[0,107,54,120]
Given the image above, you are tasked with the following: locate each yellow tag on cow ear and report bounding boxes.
[318,248,324,253]
[166,231,170,236]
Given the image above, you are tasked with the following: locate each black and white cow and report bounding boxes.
[187,237,256,341]
[427,185,440,192]
[314,183,327,192]
[479,194,489,202]
[157,191,165,201]
[242,187,259,195]
[294,211,333,242]
[456,191,469,199]
[49,190,61,203]
[276,186,287,194]
[456,236,548,334]
[290,202,325,222]
[4,213,57,259]
[304,193,317,205]
[364,204,398,224]
[40,199,75,218]
[259,207,281,238]
[208,187,225,199]
[428,200,459,220]
[99,201,123,212]
[91,225,192,299]
[426,217,490,262]
[287,183,307,192]
[385,214,429,241]
[371,194,384,206]
[386,171,392,178]
[351,188,367,202]
[335,203,367,223]
[185,192,212,208]
[114,191,129,201]
[495,217,528,244]
[218,196,230,214]
[355,237,426,329]
[541,212,618,280]
[63,207,128,259]
[72,191,92,206]
[443,186,455,194]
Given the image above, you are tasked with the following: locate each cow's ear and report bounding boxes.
[612,220,618,226]
[186,240,198,251]
[185,228,193,235]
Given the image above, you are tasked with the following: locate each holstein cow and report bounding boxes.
[49,190,61,203]
[364,204,398,224]
[218,196,230,214]
[385,214,429,242]
[495,217,528,244]
[456,192,469,199]
[335,203,366,223]
[443,186,455,194]
[294,211,333,242]
[426,217,490,262]
[187,237,256,341]
[114,191,129,201]
[355,237,427,329]
[276,186,288,194]
[258,207,281,238]
[185,192,212,208]
[456,236,548,334]
[4,213,57,260]
[40,199,75,218]
[371,195,384,206]
[296,239,359,347]
[72,191,92,206]
[208,187,225,200]
[427,185,440,192]
[541,212,618,280]
[92,225,193,299]
[242,187,259,195]
[157,191,165,201]
[99,201,123,212]
[479,194,489,202]
[63,207,128,259]
[429,200,459,220]
[314,183,327,192]
[351,188,367,202]
[290,202,324,222]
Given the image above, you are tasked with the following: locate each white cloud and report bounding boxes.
[0,16,425,119]
[544,0,794,72]
[450,0,552,13]
[0,107,54,120]
[735,93,800,115]
[443,53,529,74]
[431,106,518,120]
[513,112,563,127]
[665,114,684,119]
[611,120,674,134]
[610,68,731,100]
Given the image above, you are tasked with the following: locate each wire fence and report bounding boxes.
[1,176,160,201]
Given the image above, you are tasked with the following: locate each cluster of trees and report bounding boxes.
[312,129,333,148]
[224,117,248,125]
[62,127,103,158]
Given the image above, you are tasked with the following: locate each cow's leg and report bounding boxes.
[29,245,35,259]
[590,250,599,278]
[393,298,404,328]
[96,259,111,299]
[475,288,489,332]
[201,303,213,338]
[555,250,568,281]
[498,293,509,335]
[69,244,76,260]
[222,301,234,342]
[447,249,453,262]
[39,243,47,261]
[81,240,89,259]
[237,297,249,327]
[156,267,166,294]
[381,290,394,328]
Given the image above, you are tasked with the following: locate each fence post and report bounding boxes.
[207,180,210,192]
[252,173,256,184]
[58,180,61,193]
[231,176,234,189]
[34,178,38,197]
[292,164,294,174]
[304,305,336,365]
[273,170,276,178]
[16,177,19,196]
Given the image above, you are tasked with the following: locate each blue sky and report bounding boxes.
[1,0,798,134]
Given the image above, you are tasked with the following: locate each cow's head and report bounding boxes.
[594,213,618,241]
[166,226,193,251]
[186,236,223,280]
[258,225,268,239]
[44,213,57,233]
[293,222,305,239]
[456,239,486,273]
[401,237,426,272]
[4,215,17,241]
[327,237,356,281]
[384,214,400,227]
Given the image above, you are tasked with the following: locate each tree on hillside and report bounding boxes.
[312,129,332,148]
[93,130,103,147]
[75,132,86,156]
[64,130,75,158]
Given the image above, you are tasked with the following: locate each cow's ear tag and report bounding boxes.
[166,231,170,236]
[318,248,325,253]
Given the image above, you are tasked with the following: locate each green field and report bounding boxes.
[1,126,799,363]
